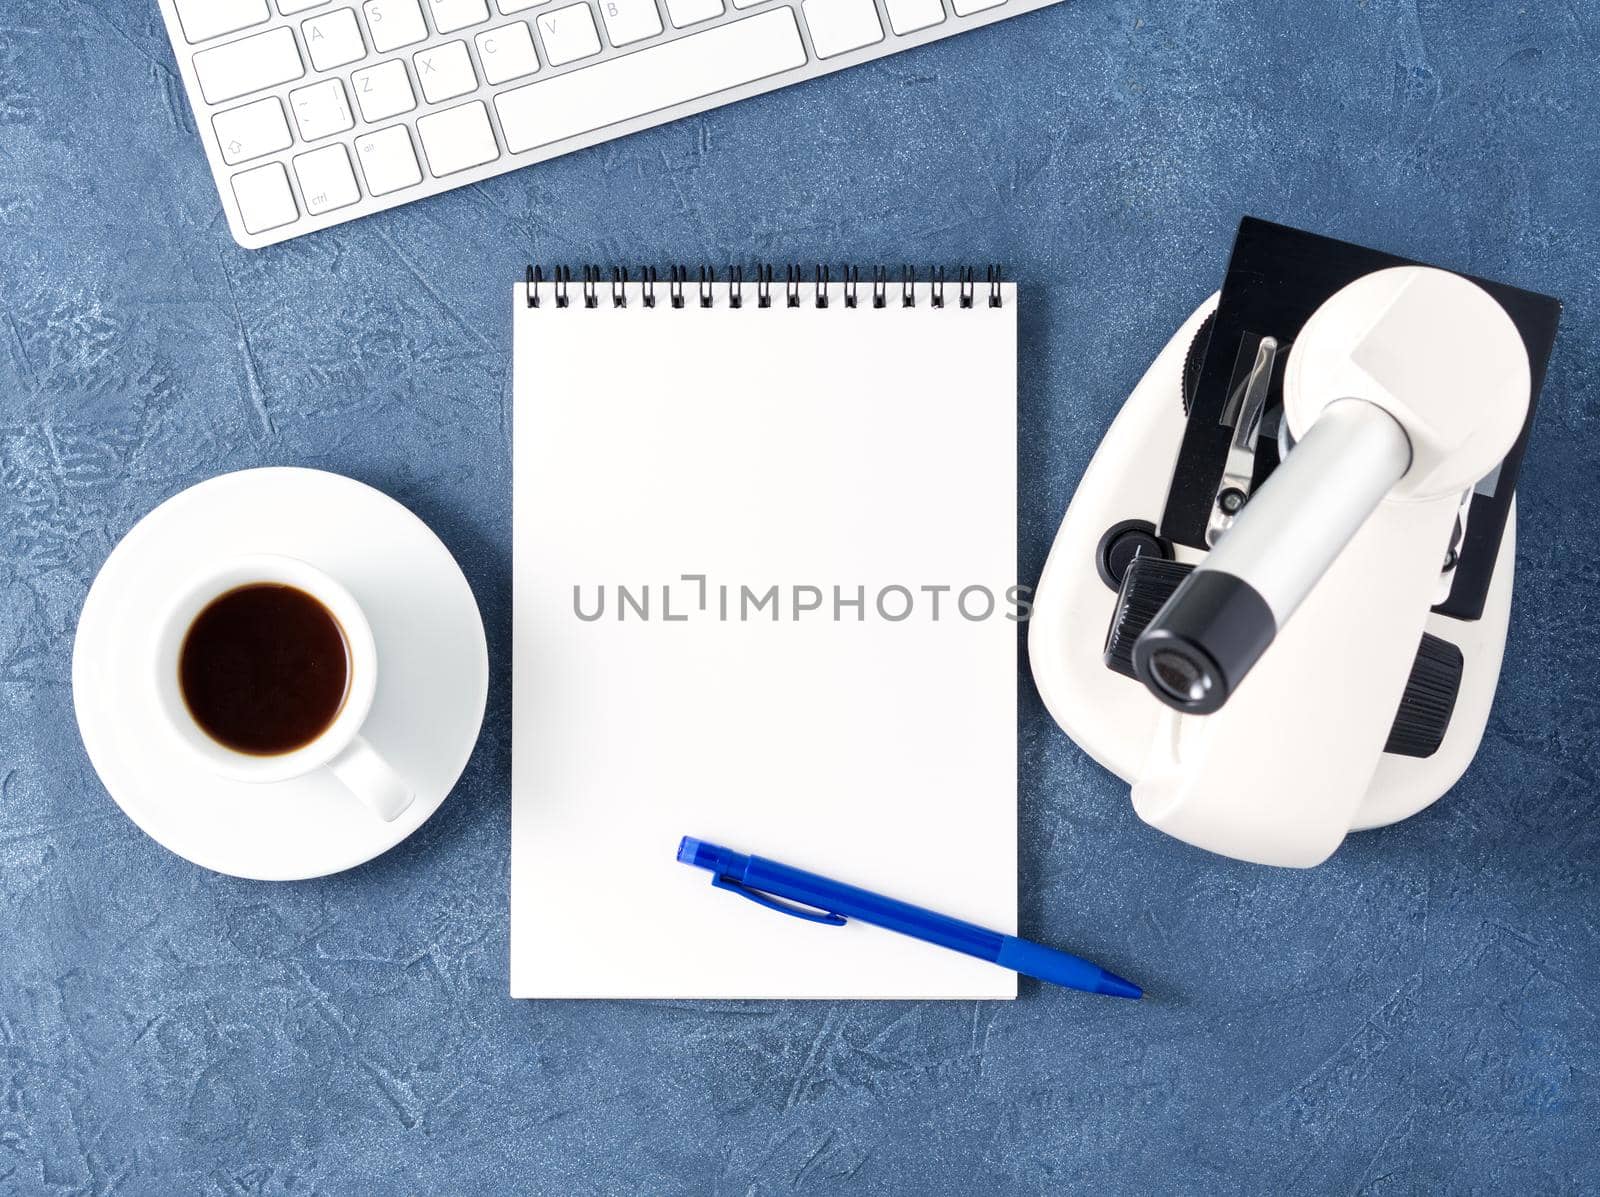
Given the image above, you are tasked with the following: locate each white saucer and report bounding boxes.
[72,468,489,880]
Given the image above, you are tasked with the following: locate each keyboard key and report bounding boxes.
[288,85,354,144]
[497,8,804,151]
[294,144,362,214]
[597,0,661,46]
[663,0,721,26]
[353,60,417,120]
[415,40,478,103]
[883,0,942,33]
[950,0,1003,12]
[730,0,768,8]
[212,97,293,165]
[476,23,541,84]
[429,0,491,31]
[289,77,355,139]
[193,27,304,104]
[535,4,601,65]
[278,0,329,12]
[802,0,881,57]
[303,8,366,70]
[416,100,500,175]
[498,0,546,9]
[364,0,429,50]
[174,0,269,43]
[355,125,424,193]
[231,162,298,233]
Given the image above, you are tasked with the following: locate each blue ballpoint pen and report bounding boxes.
[677,837,1142,1000]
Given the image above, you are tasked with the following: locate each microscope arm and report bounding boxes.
[1133,398,1412,714]
[1131,488,1465,866]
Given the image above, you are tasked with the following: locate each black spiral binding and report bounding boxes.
[525,265,1006,309]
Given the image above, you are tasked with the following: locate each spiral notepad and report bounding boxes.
[512,265,1017,999]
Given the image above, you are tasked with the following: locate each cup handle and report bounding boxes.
[326,735,414,822]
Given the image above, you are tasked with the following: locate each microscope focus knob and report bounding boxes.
[1096,520,1173,590]
[1383,632,1465,759]
[1103,556,1193,678]
[1180,312,1217,416]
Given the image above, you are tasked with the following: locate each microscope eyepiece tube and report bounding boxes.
[1133,399,1412,714]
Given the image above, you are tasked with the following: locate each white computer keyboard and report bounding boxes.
[155,0,1063,248]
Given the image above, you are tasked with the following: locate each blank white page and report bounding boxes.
[511,278,1017,999]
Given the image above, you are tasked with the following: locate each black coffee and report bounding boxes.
[179,583,351,756]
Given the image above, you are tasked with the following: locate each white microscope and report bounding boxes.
[1029,220,1561,868]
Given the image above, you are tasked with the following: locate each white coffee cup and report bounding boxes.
[151,553,414,822]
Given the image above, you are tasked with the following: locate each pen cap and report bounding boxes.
[677,837,746,875]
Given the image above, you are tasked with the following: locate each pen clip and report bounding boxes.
[711,875,847,926]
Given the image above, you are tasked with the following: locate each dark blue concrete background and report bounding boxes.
[2,1,1597,1191]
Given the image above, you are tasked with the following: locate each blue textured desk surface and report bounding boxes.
[3,2,1598,1192]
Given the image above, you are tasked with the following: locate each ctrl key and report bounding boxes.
[231,162,298,235]
[294,144,361,216]
[355,126,424,196]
